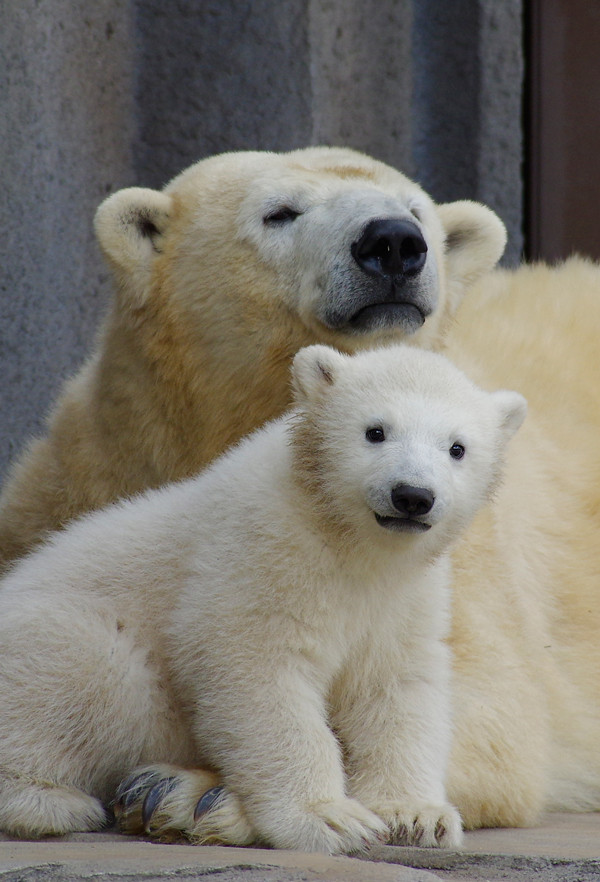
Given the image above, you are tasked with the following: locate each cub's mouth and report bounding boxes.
[374,513,432,533]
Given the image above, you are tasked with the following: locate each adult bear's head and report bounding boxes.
[95,146,505,355]
[93,147,506,465]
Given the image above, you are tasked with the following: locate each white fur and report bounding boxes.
[0,345,524,852]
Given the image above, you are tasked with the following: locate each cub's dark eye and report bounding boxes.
[366,427,385,443]
[263,207,301,224]
[449,442,465,460]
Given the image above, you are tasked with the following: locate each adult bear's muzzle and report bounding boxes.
[322,216,433,334]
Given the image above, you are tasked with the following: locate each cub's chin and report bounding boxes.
[374,513,432,533]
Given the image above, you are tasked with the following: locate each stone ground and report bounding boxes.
[1,813,599,882]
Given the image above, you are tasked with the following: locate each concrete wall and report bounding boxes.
[1,0,524,480]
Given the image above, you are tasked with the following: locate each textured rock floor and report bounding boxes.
[1,813,599,882]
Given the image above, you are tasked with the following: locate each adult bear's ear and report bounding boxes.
[436,200,507,314]
[291,345,347,403]
[94,188,173,306]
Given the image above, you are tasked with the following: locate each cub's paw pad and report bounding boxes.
[377,801,463,849]
[113,764,216,840]
[112,765,256,846]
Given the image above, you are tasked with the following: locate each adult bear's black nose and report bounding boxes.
[352,219,428,279]
[391,484,435,517]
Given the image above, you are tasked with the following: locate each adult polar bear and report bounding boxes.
[1,147,599,833]
[0,147,505,569]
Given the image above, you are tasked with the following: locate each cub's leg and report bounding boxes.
[333,636,462,848]
[201,671,387,852]
[181,664,387,853]
[114,764,256,844]
[0,598,174,838]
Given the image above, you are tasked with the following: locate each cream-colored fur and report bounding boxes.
[0,346,524,851]
[440,257,600,828]
[0,147,505,570]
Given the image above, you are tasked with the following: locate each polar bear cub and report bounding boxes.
[0,345,525,853]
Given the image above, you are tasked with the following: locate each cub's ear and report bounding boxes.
[292,345,347,403]
[436,200,507,313]
[492,389,527,440]
[94,188,173,305]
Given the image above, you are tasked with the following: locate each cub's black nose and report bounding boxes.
[391,484,434,517]
[352,219,427,279]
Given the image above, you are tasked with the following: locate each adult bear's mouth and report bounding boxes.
[348,301,425,333]
[320,276,434,335]
[374,513,431,532]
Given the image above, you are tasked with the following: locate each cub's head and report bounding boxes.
[291,344,526,554]
[94,146,506,359]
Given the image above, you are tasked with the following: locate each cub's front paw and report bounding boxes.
[373,801,463,848]
[278,798,388,854]
[112,764,256,845]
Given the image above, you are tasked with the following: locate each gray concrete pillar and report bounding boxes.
[411,0,524,262]
[309,0,414,173]
[1,0,137,471]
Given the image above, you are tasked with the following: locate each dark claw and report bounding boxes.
[114,769,163,810]
[142,776,179,830]
[193,785,226,822]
